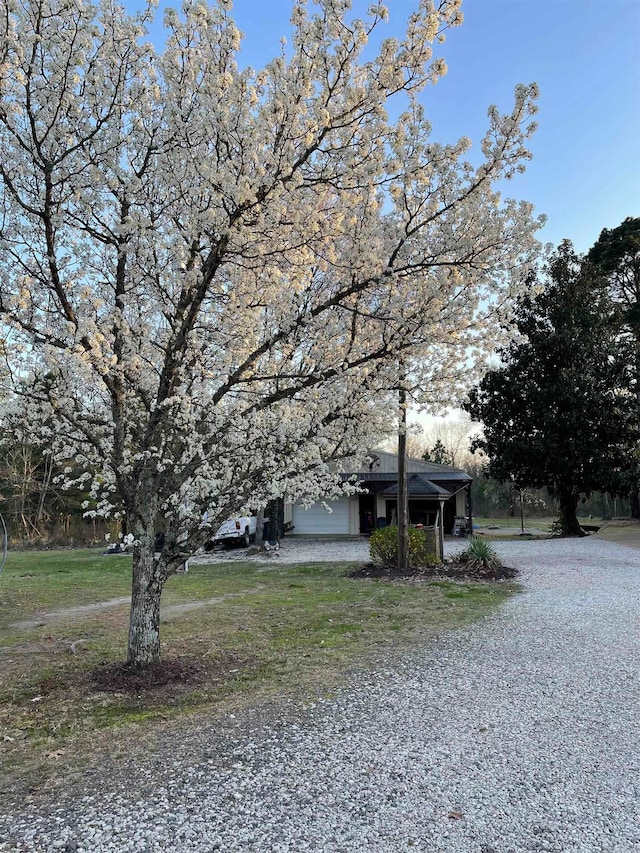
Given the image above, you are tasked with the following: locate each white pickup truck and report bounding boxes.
[211,515,257,549]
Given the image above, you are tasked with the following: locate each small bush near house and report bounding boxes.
[369,525,439,569]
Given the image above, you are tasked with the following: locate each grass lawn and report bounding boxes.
[473,516,556,531]
[596,523,640,549]
[0,548,518,794]
[474,516,612,531]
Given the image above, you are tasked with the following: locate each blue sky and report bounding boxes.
[136,0,639,254]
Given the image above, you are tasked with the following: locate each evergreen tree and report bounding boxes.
[588,217,640,517]
[465,241,637,536]
[422,439,452,466]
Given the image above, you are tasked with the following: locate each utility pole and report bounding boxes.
[398,378,409,572]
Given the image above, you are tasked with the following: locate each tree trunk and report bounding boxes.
[398,384,409,572]
[255,508,265,548]
[127,542,164,666]
[36,451,54,526]
[630,488,640,520]
[557,489,584,537]
[269,498,284,544]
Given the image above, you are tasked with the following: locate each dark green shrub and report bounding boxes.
[369,525,439,569]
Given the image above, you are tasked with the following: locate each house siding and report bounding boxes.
[286,452,472,538]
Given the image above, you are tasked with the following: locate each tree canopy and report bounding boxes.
[588,217,640,517]
[465,241,637,536]
[0,0,542,664]
[588,217,640,334]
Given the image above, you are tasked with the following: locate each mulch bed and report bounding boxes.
[90,653,254,694]
[349,562,518,582]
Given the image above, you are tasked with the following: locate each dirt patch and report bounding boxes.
[161,586,266,618]
[349,562,518,582]
[10,597,130,631]
[87,652,257,697]
[10,587,267,631]
[91,657,206,693]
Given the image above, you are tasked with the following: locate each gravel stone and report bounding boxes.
[191,536,372,565]
[1,537,639,852]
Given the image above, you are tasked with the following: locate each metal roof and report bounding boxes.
[381,474,451,498]
[341,473,396,482]
[336,450,472,480]
[426,471,472,482]
[342,471,470,487]
[407,459,470,476]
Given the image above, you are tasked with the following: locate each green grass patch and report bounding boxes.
[0,549,518,794]
[473,516,555,531]
[473,516,603,533]
[428,579,503,598]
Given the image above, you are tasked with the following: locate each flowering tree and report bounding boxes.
[0,0,542,666]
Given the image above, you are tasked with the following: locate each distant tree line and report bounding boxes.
[469,476,629,522]
[0,410,107,546]
[416,437,629,522]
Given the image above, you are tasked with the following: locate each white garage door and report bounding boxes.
[291,497,350,535]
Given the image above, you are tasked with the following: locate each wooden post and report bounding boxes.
[398,383,409,572]
[255,508,265,548]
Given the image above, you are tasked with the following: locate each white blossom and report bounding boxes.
[0,0,542,664]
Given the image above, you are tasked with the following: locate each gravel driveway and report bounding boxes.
[191,536,373,565]
[1,537,639,852]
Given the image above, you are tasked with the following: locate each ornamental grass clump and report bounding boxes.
[369,525,439,570]
[454,536,503,573]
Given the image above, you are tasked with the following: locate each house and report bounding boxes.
[290,451,473,544]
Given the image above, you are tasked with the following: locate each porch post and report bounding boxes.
[439,499,445,560]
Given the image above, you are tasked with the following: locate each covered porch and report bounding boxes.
[357,474,453,559]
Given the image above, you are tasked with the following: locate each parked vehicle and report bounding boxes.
[210,515,257,549]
